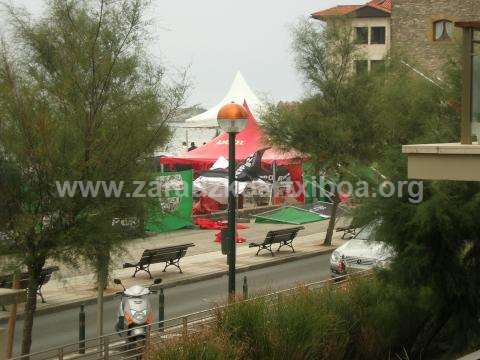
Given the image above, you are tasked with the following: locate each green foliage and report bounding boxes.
[264,19,382,172]
[350,52,478,354]
[373,60,459,150]
[216,298,271,358]
[0,0,187,268]
[151,332,240,360]
[262,19,386,244]
[0,0,187,352]
[292,18,357,99]
[152,278,451,359]
[355,177,480,357]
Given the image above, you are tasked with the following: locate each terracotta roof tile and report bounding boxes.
[312,0,392,19]
[311,5,361,18]
[367,0,392,12]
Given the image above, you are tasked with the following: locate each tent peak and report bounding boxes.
[184,71,263,128]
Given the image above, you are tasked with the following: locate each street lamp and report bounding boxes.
[217,102,248,297]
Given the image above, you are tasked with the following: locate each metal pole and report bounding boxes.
[158,288,165,332]
[103,336,109,360]
[79,305,86,354]
[227,132,237,298]
[242,276,248,299]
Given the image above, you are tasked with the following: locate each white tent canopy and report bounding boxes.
[182,71,264,129]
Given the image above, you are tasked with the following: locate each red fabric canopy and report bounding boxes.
[161,102,305,170]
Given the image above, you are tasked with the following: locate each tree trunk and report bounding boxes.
[21,260,45,356]
[324,191,340,246]
[96,250,110,337]
[6,277,20,358]
[96,272,105,338]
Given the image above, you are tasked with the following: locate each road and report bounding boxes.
[6,253,331,356]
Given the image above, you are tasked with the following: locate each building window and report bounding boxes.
[371,27,386,44]
[433,20,453,41]
[355,27,369,44]
[371,60,385,72]
[355,60,368,75]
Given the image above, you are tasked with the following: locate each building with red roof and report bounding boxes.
[312,0,392,74]
[312,0,392,19]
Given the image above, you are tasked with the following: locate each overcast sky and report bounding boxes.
[8,0,364,108]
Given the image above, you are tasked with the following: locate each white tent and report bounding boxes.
[182,71,263,129]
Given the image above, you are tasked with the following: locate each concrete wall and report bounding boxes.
[325,16,391,72]
[352,17,391,61]
[391,0,480,76]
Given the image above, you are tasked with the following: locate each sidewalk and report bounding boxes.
[0,221,346,321]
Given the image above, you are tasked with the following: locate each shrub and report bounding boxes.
[150,331,239,360]
[151,276,456,359]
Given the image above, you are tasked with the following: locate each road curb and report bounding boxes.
[0,247,336,323]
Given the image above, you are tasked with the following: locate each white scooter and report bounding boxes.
[113,278,162,346]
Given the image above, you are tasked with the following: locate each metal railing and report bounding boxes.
[12,270,372,360]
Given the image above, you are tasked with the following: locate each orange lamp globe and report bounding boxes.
[217,102,248,133]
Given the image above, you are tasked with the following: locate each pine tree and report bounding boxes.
[0,0,187,353]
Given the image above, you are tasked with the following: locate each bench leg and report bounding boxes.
[255,245,274,257]
[145,265,152,279]
[163,260,183,274]
[133,265,152,279]
[278,241,295,253]
[0,305,6,312]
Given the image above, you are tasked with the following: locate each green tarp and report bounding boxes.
[145,170,193,233]
[254,206,329,225]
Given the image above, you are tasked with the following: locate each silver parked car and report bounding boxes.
[330,223,394,278]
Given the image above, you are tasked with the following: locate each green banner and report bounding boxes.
[145,170,193,233]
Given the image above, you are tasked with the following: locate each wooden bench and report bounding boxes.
[249,227,305,256]
[124,243,195,278]
[336,218,357,239]
[0,266,59,306]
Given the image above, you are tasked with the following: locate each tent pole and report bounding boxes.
[270,161,277,205]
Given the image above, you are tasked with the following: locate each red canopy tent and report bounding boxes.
[161,102,306,203]
[160,102,304,170]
